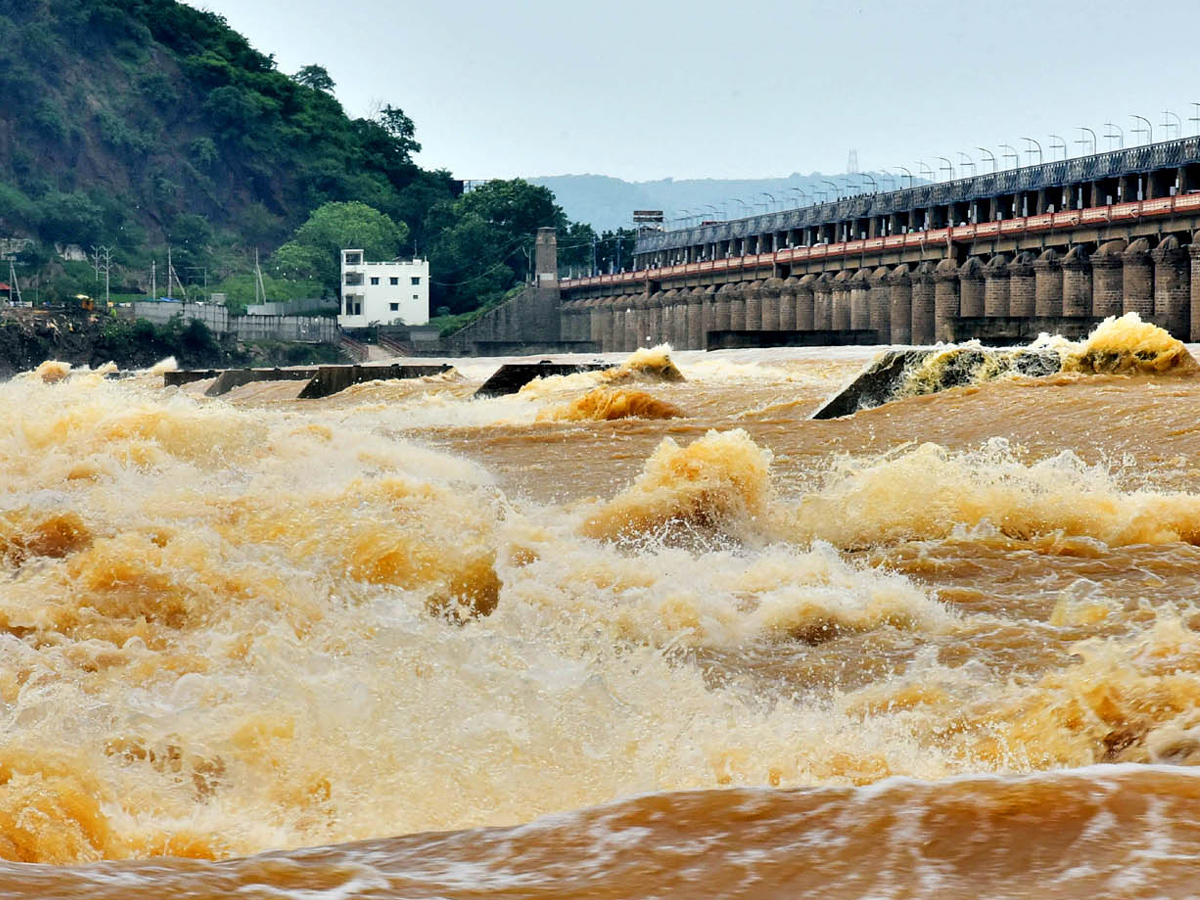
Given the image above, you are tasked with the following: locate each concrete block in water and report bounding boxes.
[163,369,221,387]
[207,367,318,397]
[165,364,450,398]
[474,361,609,398]
[810,347,1062,419]
[297,364,452,399]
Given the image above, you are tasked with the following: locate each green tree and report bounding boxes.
[293,64,334,93]
[273,201,408,291]
[425,179,568,314]
[38,190,103,245]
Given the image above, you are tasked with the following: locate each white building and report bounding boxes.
[338,249,430,327]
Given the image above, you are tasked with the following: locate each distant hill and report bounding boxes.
[528,173,910,232]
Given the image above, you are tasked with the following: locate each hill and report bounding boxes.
[0,0,457,257]
[529,172,913,232]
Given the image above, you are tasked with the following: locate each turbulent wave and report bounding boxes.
[854,313,1199,412]
[8,335,1200,898]
[536,387,683,422]
[519,345,685,400]
[1056,312,1200,375]
[10,767,1200,898]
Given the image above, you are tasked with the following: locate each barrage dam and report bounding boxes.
[448,134,1200,353]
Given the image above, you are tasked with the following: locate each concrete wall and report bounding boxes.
[131,301,228,331]
[233,316,338,342]
[129,301,338,343]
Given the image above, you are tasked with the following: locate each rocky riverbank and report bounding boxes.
[0,309,346,378]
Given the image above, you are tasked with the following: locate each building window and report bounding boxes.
[344,273,363,286]
[344,252,361,265]
[389,302,399,311]
[370,276,379,285]
[412,294,419,300]
[390,277,399,285]
[411,276,421,285]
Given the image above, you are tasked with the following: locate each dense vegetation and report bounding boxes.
[0,0,618,320]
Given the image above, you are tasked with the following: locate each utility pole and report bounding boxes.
[151,259,156,301]
[254,248,267,304]
[167,246,187,301]
[90,245,113,306]
[8,259,22,305]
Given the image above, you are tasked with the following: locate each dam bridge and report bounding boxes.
[447,134,1200,353]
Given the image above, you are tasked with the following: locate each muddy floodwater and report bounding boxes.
[4,314,1200,898]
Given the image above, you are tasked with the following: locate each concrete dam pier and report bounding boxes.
[560,236,1191,351]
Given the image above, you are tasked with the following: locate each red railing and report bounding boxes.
[561,193,1198,290]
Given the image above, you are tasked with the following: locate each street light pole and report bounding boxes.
[1076,127,1097,155]
[1130,114,1153,145]
[1020,137,1043,165]
[958,151,976,177]
[896,165,913,188]
[787,187,808,207]
[1162,110,1182,139]
[998,143,1019,168]
[977,147,997,173]
[1104,122,1124,150]
[935,156,955,180]
[1048,134,1067,161]
[821,179,841,200]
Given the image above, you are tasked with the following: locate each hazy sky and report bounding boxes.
[190,0,1200,183]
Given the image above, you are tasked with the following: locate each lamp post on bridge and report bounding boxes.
[727,198,753,218]
[935,156,955,181]
[879,170,897,192]
[1021,137,1043,165]
[759,192,777,212]
[1048,135,1067,161]
[860,173,877,193]
[1162,110,1182,140]
[916,161,934,183]
[958,152,976,177]
[1104,122,1124,150]
[977,148,997,173]
[998,143,1019,169]
[895,165,913,189]
[1130,115,1153,146]
[821,180,841,200]
[1076,127,1097,156]
[700,204,720,222]
[787,187,809,207]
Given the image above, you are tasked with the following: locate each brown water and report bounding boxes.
[5,315,1200,897]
